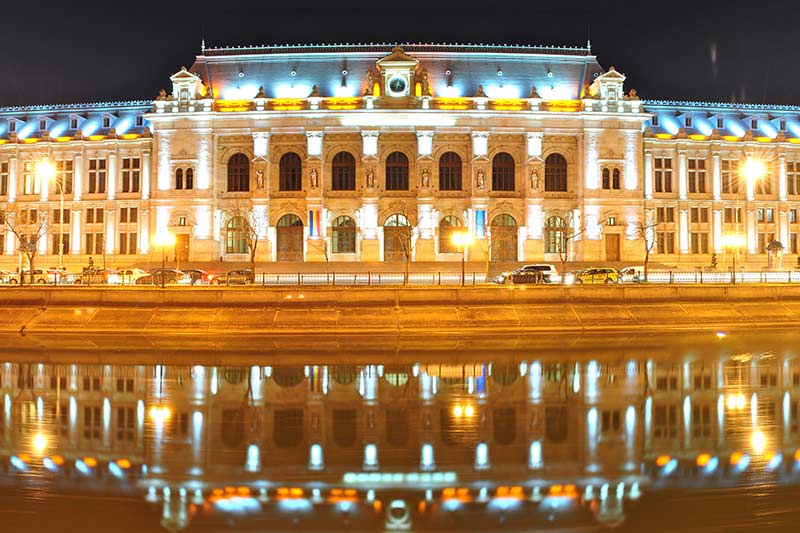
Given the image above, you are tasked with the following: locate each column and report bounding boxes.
[712,152,721,201]
[107,151,117,200]
[779,210,789,250]
[779,155,787,201]
[7,156,16,203]
[584,130,599,190]
[678,151,687,200]
[305,131,324,262]
[643,152,653,199]
[157,133,171,191]
[142,150,151,199]
[196,131,211,190]
[105,209,116,254]
[746,209,757,254]
[5,213,15,254]
[73,153,83,201]
[71,209,81,254]
[712,209,723,254]
[679,208,690,254]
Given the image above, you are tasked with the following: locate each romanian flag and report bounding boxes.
[474,209,486,238]
[309,209,321,237]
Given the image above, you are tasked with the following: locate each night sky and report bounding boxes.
[1,0,798,107]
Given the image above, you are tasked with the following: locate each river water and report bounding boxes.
[2,331,800,531]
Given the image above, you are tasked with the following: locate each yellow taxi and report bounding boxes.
[573,267,620,285]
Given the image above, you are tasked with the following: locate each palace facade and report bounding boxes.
[0,42,798,269]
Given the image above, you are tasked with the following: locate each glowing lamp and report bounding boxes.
[152,232,176,249]
[742,158,766,182]
[35,160,56,182]
[83,457,98,468]
[656,454,671,467]
[33,433,47,453]
[722,234,746,249]
[794,449,800,463]
[116,458,132,469]
[696,453,711,467]
[730,451,744,465]
[751,431,766,455]
[452,405,463,417]
[464,405,474,417]
[148,405,172,422]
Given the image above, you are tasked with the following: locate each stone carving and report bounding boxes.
[419,69,431,96]
[366,168,375,189]
[310,168,319,188]
[420,168,430,189]
[156,88,168,101]
[529,86,540,98]
[474,85,487,98]
[365,67,377,96]
[476,168,485,189]
[255,169,264,190]
[530,168,540,191]
[255,86,267,99]
[628,88,639,100]
[309,85,320,98]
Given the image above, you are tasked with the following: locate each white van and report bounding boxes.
[619,266,647,283]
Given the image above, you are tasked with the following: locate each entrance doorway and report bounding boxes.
[384,214,411,262]
[490,214,518,261]
[276,214,304,262]
[174,234,190,265]
[605,233,620,262]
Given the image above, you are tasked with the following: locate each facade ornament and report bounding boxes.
[156,88,168,101]
[366,168,375,189]
[309,85,320,98]
[255,169,265,190]
[365,67,377,96]
[310,168,319,188]
[419,69,431,96]
[628,87,639,100]
[530,168,540,191]
[474,85,487,98]
[255,86,267,99]
[476,168,485,189]
[420,168,430,189]
[529,86,540,98]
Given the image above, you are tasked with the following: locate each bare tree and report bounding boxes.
[393,227,415,285]
[224,201,268,275]
[2,204,50,285]
[553,210,587,281]
[636,210,661,281]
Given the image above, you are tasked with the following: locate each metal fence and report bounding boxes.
[642,270,800,284]
[253,272,488,286]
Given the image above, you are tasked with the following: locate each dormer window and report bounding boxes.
[8,121,15,133]
[70,117,78,129]
[717,117,724,129]
[780,119,787,131]
[685,116,693,128]
[135,115,143,127]
[751,118,758,129]
[102,116,111,128]
[651,115,659,127]
[39,118,47,131]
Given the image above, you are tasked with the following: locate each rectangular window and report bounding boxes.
[70,117,78,129]
[688,158,707,194]
[717,117,724,129]
[51,233,70,255]
[751,118,758,129]
[690,207,709,223]
[690,232,709,254]
[692,403,712,438]
[756,171,772,195]
[654,157,673,193]
[758,232,775,254]
[8,121,16,133]
[55,160,74,194]
[601,409,622,436]
[119,207,138,224]
[653,404,678,439]
[88,158,107,194]
[83,405,101,442]
[118,232,138,255]
[657,232,675,254]
[121,158,141,193]
[84,233,104,255]
[85,207,104,224]
[656,207,675,223]
[102,116,111,128]
[52,208,70,224]
[22,161,38,195]
[685,116,693,128]
[116,378,135,393]
[116,407,135,442]
[790,209,797,224]
[0,161,8,196]
[724,207,742,224]
[789,163,800,196]
[39,118,46,130]
[792,233,798,255]
[135,115,144,127]
[721,159,739,194]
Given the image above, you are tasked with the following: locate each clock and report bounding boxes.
[387,74,408,96]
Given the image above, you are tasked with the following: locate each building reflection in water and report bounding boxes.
[0,350,797,531]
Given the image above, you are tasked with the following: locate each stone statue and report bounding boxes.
[474,85,487,98]
[419,69,431,96]
[365,67,377,96]
[366,168,375,188]
[476,168,485,189]
[529,86,540,98]
[255,86,267,99]
[628,88,639,100]
[156,88,168,101]
[255,169,265,190]
[310,168,319,188]
[309,85,320,98]
[421,168,430,189]
[530,168,540,191]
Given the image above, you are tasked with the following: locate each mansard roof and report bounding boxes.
[191,42,604,101]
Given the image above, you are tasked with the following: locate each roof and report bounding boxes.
[191,42,604,101]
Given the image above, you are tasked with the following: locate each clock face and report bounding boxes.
[387,75,408,96]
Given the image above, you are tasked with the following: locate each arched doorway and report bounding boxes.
[384,213,411,262]
[276,214,304,262]
[490,214,517,261]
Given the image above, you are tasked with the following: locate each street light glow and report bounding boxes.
[741,157,766,183]
[152,231,176,248]
[33,433,47,453]
[35,159,56,182]
[722,233,745,248]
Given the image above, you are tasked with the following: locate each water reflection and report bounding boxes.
[0,349,798,531]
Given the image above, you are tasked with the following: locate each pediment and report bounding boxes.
[596,67,626,82]
[170,66,201,82]
[376,45,419,70]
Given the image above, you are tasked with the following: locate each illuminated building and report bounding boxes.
[0,43,797,267]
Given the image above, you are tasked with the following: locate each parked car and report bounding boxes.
[0,269,13,284]
[108,268,149,285]
[572,267,620,285]
[8,269,53,284]
[619,266,646,283]
[225,269,255,285]
[76,267,118,285]
[183,269,220,285]
[492,264,561,285]
[138,269,191,285]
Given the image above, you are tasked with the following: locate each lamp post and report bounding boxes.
[722,233,745,284]
[451,230,474,287]
[35,159,61,271]
[152,231,176,289]
[736,157,766,269]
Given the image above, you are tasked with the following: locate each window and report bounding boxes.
[491,152,515,191]
[331,151,356,191]
[119,207,137,223]
[121,157,140,193]
[135,115,144,127]
[544,216,566,254]
[0,161,8,196]
[279,152,303,191]
[756,169,772,195]
[788,162,800,196]
[721,159,739,194]
[54,160,74,194]
[51,233,69,255]
[85,233,104,255]
[600,409,622,436]
[438,215,463,254]
[39,118,46,130]
[653,404,678,439]
[52,208,70,224]
[85,207,104,224]
[657,231,675,253]
[688,158,706,193]
[654,157,673,193]
[438,151,462,191]
[385,151,409,191]
[175,168,183,189]
[88,158,107,194]
[724,207,742,224]
[23,161,39,195]
[9,120,16,133]
[331,216,356,254]
[226,216,248,254]
[690,232,709,254]
[602,168,610,189]
[118,232,138,254]
[717,117,724,129]
[83,406,101,443]
[185,168,193,189]
[227,153,250,192]
[757,232,776,254]
[685,115,693,128]
[178,216,187,226]
[751,118,758,129]
[544,153,568,191]
[690,207,709,223]
[602,167,622,190]
[83,376,101,391]
[692,403,713,438]
[781,119,787,131]
[656,207,675,223]
[102,116,111,128]
[116,407,135,442]
[651,115,659,127]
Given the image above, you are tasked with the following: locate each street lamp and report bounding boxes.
[450,230,474,287]
[733,157,766,268]
[152,231,176,288]
[36,159,62,272]
[723,233,745,284]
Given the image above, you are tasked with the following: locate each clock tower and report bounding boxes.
[376,45,419,104]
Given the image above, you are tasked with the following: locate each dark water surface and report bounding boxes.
[2,331,800,531]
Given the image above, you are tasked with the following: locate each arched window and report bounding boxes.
[385,213,410,227]
[612,168,621,190]
[332,215,356,254]
[385,151,409,191]
[227,153,250,192]
[492,152,515,191]
[225,216,249,254]
[185,168,194,190]
[175,168,183,190]
[438,215,463,254]
[544,215,567,254]
[544,153,568,192]
[279,152,302,191]
[438,151,462,191]
[602,168,610,190]
[274,409,303,448]
[332,151,356,191]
